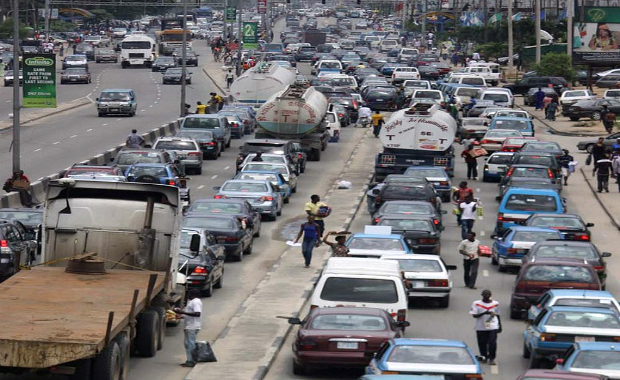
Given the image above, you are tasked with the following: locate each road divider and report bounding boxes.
[0,96,92,132]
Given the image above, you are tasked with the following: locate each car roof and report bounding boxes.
[130,163,171,168]
[521,369,608,380]
[574,341,620,350]
[310,306,387,316]
[527,257,591,266]
[544,289,615,298]
[392,338,468,348]
[507,226,563,233]
[545,305,618,314]
[350,233,404,239]
[101,88,133,92]
[528,213,582,219]
[381,253,442,261]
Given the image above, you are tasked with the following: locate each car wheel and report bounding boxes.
[201,281,213,297]
[196,166,202,175]
[234,250,243,262]
[592,111,602,121]
[498,264,507,272]
[510,305,522,320]
[244,243,253,255]
[284,196,290,204]
[226,139,231,148]
[491,253,498,265]
[438,296,449,308]
[529,351,541,369]
[569,116,579,121]
[98,112,105,117]
[523,342,531,359]
[253,226,261,238]
[214,270,223,288]
[292,185,297,194]
[300,164,306,174]
[292,360,306,376]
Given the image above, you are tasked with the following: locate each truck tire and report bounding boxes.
[93,341,122,380]
[136,310,159,357]
[114,333,131,380]
[148,306,166,350]
[311,149,321,161]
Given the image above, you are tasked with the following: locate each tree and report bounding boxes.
[532,53,576,82]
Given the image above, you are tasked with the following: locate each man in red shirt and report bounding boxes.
[452,181,474,226]
[461,143,480,180]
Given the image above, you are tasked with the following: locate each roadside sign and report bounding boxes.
[225,6,237,22]
[242,22,258,49]
[22,53,56,108]
[258,0,267,14]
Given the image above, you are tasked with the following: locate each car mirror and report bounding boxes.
[127,176,134,181]
[287,317,302,325]
[602,251,612,257]
[96,97,99,101]
[372,188,380,195]
[495,195,501,201]
[397,321,411,328]
[586,222,595,227]
[213,186,221,190]
[446,265,457,270]
[189,234,201,253]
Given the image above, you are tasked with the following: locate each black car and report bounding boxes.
[330,96,359,122]
[182,214,253,262]
[179,228,225,296]
[523,87,558,106]
[522,213,595,241]
[174,129,221,159]
[376,215,442,254]
[162,68,192,84]
[417,65,441,80]
[503,76,568,96]
[0,219,30,280]
[510,151,562,178]
[520,141,563,158]
[371,183,439,214]
[353,67,381,83]
[178,51,199,67]
[294,46,316,62]
[563,99,620,121]
[151,56,177,72]
[577,131,620,152]
[364,86,398,111]
[186,198,262,237]
[372,200,444,228]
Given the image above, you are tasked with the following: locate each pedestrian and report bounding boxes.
[195,101,207,114]
[3,170,33,207]
[558,149,574,185]
[174,288,202,368]
[304,194,328,238]
[294,215,321,267]
[458,232,480,289]
[452,181,474,226]
[459,196,477,240]
[542,94,553,111]
[534,88,545,110]
[470,289,501,365]
[371,110,384,138]
[461,143,479,180]
[322,231,350,257]
[225,69,234,88]
[591,137,607,165]
[593,153,613,192]
[59,44,64,57]
[546,99,558,121]
[126,129,145,148]
[183,103,192,116]
[603,106,616,134]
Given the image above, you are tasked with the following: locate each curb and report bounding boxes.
[515,103,605,137]
[0,97,92,132]
[202,66,227,95]
[579,167,620,230]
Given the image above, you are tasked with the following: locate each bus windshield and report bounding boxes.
[121,41,152,49]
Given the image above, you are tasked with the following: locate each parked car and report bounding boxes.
[559,89,597,106]
[577,131,620,152]
[524,87,559,107]
[178,228,225,296]
[503,76,569,96]
[563,99,620,121]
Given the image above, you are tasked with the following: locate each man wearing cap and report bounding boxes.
[322,231,350,257]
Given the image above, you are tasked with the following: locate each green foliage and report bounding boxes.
[0,18,31,39]
[476,42,507,59]
[50,20,75,32]
[531,53,575,81]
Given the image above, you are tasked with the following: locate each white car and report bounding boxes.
[152,137,204,175]
[410,89,444,105]
[482,151,516,182]
[324,110,341,141]
[381,254,456,308]
[240,162,298,192]
[603,89,620,100]
[559,89,597,106]
[596,68,620,78]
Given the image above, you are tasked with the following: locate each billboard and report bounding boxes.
[573,22,620,64]
[258,0,267,14]
[242,22,258,49]
[22,54,56,108]
[584,7,620,23]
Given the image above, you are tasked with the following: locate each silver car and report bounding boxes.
[240,162,298,193]
[153,137,203,175]
[214,180,283,221]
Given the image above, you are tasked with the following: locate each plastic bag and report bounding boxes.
[316,205,332,218]
[193,341,217,363]
[336,180,352,189]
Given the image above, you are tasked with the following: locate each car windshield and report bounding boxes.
[0,210,42,224]
[310,314,387,331]
[382,186,426,199]
[456,88,480,97]
[523,143,560,152]
[414,91,441,99]
[512,231,560,242]
[394,259,442,272]
[511,167,550,178]
[404,168,446,178]
[99,92,131,101]
[188,202,243,214]
[156,58,175,63]
[486,130,522,138]
[183,217,234,230]
[488,154,513,164]
[237,173,278,182]
[175,131,214,140]
[505,194,558,212]
[387,346,474,364]
[382,203,431,215]
[493,119,531,131]
[554,298,619,312]
[573,350,620,369]
[546,311,620,328]
[243,164,287,174]
[530,216,584,229]
[564,91,587,98]
[127,166,169,177]
[514,156,554,166]
[523,265,594,282]
[66,56,85,62]
[379,218,431,231]
[221,182,268,192]
[347,237,403,251]
[183,117,221,129]
[154,140,197,150]
[320,277,398,303]
[484,93,509,102]
[116,152,162,165]
[533,245,599,259]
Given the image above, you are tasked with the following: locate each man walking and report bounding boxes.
[452,181,474,226]
[322,231,350,257]
[371,110,384,138]
[225,69,235,88]
[458,232,480,289]
[459,196,477,240]
[304,194,328,238]
[602,105,615,134]
[470,289,500,365]
[558,149,574,186]
[593,153,613,192]
[174,288,203,367]
[126,129,145,148]
[461,143,479,180]
[294,215,321,267]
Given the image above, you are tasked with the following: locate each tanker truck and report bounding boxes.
[230,62,297,106]
[255,85,331,161]
[374,103,457,182]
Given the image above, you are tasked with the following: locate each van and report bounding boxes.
[479,90,513,108]
[310,257,408,324]
[496,188,565,235]
[379,39,399,53]
[488,116,535,137]
[448,75,487,87]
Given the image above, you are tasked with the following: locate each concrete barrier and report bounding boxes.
[2,119,182,209]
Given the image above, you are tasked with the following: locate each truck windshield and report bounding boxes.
[121,41,152,49]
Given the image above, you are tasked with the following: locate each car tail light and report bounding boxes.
[188,152,201,156]
[481,139,490,144]
[217,236,238,243]
[418,238,437,244]
[310,304,318,310]
[298,339,317,350]
[506,248,518,255]
[192,266,208,275]
[427,279,448,287]
[506,167,514,177]
[613,336,620,342]
[433,219,439,225]
[515,281,527,291]
[548,168,554,178]
[0,240,8,253]
[374,218,380,224]
[207,142,216,146]
[593,265,604,272]
[214,195,227,199]
[439,181,449,186]
[258,196,274,202]
[243,120,250,125]
[168,180,176,186]
[573,233,590,241]
[540,333,556,342]
[375,196,382,203]
[382,371,400,375]
[298,153,303,158]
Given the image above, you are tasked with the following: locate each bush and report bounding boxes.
[531,53,576,82]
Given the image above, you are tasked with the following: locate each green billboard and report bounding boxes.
[23,54,56,108]
[584,7,620,23]
[226,6,237,22]
[242,22,258,49]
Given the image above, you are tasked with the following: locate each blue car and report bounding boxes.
[495,188,565,235]
[345,233,412,258]
[556,342,620,378]
[366,339,482,377]
[125,163,181,186]
[528,289,620,321]
[523,306,620,368]
[403,166,451,202]
[234,170,292,204]
[492,227,564,272]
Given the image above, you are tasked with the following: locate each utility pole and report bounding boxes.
[236,9,242,77]
[12,0,20,173]
[567,0,574,60]
[535,0,541,62]
[421,0,427,37]
[44,0,50,40]
[180,0,188,117]
[508,0,514,69]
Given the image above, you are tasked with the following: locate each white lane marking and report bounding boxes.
[116,118,121,121]
[140,109,145,112]
[53,141,60,145]
[476,188,481,192]
[197,185,205,190]
[149,105,153,108]
[102,123,108,126]
[5,100,10,103]
[224,166,230,170]
[34,148,42,152]
[491,364,499,374]
[70,135,77,138]
[482,270,489,277]
[87,128,93,132]
[480,231,486,237]
[211,175,218,179]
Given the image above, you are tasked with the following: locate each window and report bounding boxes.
[382,203,430,215]
[386,346,474,365]
[488,154,513,164]
[505,194,558,212]
[573,350,620,369]
[310,314,387,331]
[182,217,234,229]
[154,141,198,150]
[546,311,620,329]
[320,277,399,303]
[522,265,594,283]
[379,218,431,231]
[554,298,620,313]
[221,182,268,192]
[183,117,221,129]
[188,202,243,214]
[347,238,403,251]
[512,231,559,242]
[395,259,442,272]
[533,245,598,260]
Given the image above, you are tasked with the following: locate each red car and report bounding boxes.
[515,369,608,380]
[288,307,409,375]
[500,137,538,153]
[63,165,125,178]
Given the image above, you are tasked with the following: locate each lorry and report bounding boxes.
[0,180,184,380]
[255,85,331,161]
[159,28,192,55]
[230,62,297,106]
[374,103,457,182]
[303,29,327,46]
[119,34,156,68]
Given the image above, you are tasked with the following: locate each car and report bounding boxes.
[372,200,444,228]
[513,369,607,380]
[376,215,442,254]
[178,228,225,296]
[60,67,91,84]
[162,68,192,84]
[234,170,292,203]
[214,179,283,221]
[523,241,611,288]
[151,56,177,72]
[218,113,248,138]
[510,259,602,319]
[180,115,231,150]
[458,117,489,141]
[0,208,43,237]
[480,129,524,153]
[510,152,562,179]
[563,99,620,121]
[125,163,181,185]
[63,165,124,178]
[0,219,30,280]
[371,183,440,215]
[524,306,620,368]
[595,74,620,88]
[95,48,118,63]
[96,88,137,117]
[527,289,620,321]
[402,167,451,202]
[365,338,482,377]
[240,153,298,176]
[152,137,203,175]
[522,214,595,241]
[489,116,535,137]
[220,105,257,133]
[521,141,564,158]
[177,51,199,66]
[491,226,564,272]
[236,139,301,173]
[364,86,398,111]
[174,129,221,159]
[381,254,456,307]
[345,233,412,257]
[524,87,559,107]
[482,152,514,182]
[288,307,406,374]
[500,164,560,189]
[577,131,620,152]
[186,198,261,238]
[496,188,566,235]
[110,148,178,172]
[556,342,620,377]
[503,76,569,96]
[182,214,253,262]
[499,137,537,153]
[240,162,298,193]
[3,70,22,87]
[493,109,531,119]
[559,89,597,106]
[62,54,89,70]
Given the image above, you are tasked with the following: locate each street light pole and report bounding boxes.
[508,0,514,69]
[180,0,188,117]
[12,0,20,173]
[535,0,541,62]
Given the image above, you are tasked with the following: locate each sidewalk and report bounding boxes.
[525,105,610,137]
[580,167,620,230]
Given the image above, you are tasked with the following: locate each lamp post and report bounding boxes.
[12,0,20,173]
[180,0,188,117]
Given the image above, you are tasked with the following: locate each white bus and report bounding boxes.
[120,34,156,69]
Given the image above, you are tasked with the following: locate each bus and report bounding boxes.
[119,34,156,68]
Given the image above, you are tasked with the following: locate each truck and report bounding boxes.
[159,28,192,55]
[119,34,156,68]
[255,85,331,161]
[230,62,297,106]
[458,64,501,86]
[374,103,457,182]
[303,29,327,46]
[0,180,184,379]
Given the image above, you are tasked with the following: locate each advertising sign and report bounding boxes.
[242,22,258,49]
[573,22,620,64]
[258,0,267,14]
[584,7,620,23]
[225,6,237,22]
[22,54,56,108]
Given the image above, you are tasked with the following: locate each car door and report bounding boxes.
[524,308,547,350]
[11,221,37,262]
[205,232,225,260]
[204,248,223,281]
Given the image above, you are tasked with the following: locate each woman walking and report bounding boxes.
[294,215,321,268]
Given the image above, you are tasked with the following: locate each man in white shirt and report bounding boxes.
[459,196,477,239]
[469,289,501,365]
[458,232,480,289]
[175,288,203,367]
